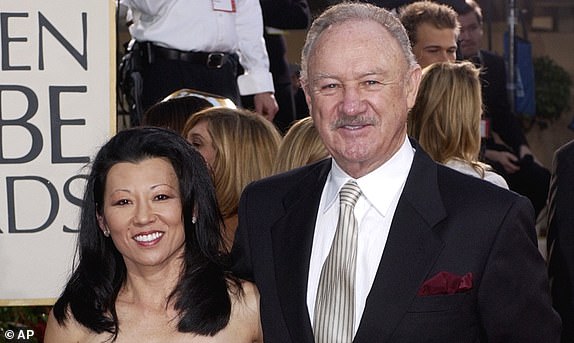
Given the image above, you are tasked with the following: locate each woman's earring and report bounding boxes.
[103,227,110,237]
[191,216,197,224]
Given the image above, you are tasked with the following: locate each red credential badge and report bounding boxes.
[480,118,490,139]
[212,0,236,12]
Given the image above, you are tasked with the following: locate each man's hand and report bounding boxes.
[484,149,521,174]
[253,92,278,122]
[518,145,533,159]
[518,144,544,166]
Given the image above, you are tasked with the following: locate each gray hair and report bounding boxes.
[300,2,417,83]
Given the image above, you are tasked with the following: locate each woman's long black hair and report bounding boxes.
[52,127,237,340]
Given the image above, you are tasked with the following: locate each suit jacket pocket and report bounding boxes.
[407,292,470,313]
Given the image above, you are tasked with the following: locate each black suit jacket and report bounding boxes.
[232,141,560,342]
[255,0,311,131]
[260,0,310,86]
[547,139,574,343]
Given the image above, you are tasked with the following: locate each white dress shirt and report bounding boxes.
[307,136,415,335]
[120,0,274,95]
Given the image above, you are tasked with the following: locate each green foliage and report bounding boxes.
[534,56,572,121]
[0,306,50,343]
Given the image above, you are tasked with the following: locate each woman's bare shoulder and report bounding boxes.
[229,279,259,309]
[240,280,259,300]
[44,308,107,343]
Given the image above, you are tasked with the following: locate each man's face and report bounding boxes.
[458,11,483,58]
[303,19,421,178]
[412,22,458,68]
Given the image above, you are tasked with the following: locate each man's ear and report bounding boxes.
[405,66,422,109]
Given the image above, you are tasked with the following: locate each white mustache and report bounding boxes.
[331,115,378,129]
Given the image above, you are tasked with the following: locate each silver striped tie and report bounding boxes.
[314,180,362,343]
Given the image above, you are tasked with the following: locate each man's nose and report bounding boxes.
[441,50,455,63]
[341,86,366,115]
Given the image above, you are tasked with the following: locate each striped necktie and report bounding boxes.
[314,179,362,343]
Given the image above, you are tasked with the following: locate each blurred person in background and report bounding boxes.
[183,107,282,250]
[141,89,215,134]
[120,0,278,121]
[243,0,311,133]
[273,116,329,174]
[409,61,508,189]
[547,139,574,343]
[398,1,460,68]
[457,0,550,218]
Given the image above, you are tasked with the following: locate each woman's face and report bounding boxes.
[186,120,216,168]
[97,157,185,270]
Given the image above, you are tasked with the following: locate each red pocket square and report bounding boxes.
[417,271,473,296]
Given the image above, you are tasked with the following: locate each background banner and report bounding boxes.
[0,0,115,304]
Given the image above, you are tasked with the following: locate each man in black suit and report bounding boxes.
[243,0,311,133]
[232,3,560,342]
[547,139,574,343]
[457,0,550,218]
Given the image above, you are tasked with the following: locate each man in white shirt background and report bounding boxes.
[120,0,278,123]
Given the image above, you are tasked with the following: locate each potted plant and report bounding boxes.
[533,56,572,122]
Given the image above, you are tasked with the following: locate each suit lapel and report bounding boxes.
[272,160,331,343]
[354,145,447,342]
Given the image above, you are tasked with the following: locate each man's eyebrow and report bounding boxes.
[311,73,337,81]
[312,70,388,81]
[423,44,456,49]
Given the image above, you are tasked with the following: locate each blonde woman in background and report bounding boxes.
[408,61,508,189]
[183,107,282,250]
[274,116,329,174]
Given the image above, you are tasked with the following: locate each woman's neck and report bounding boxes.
[120,250,184,309]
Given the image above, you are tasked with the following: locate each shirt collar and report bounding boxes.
[322,136,415,216]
